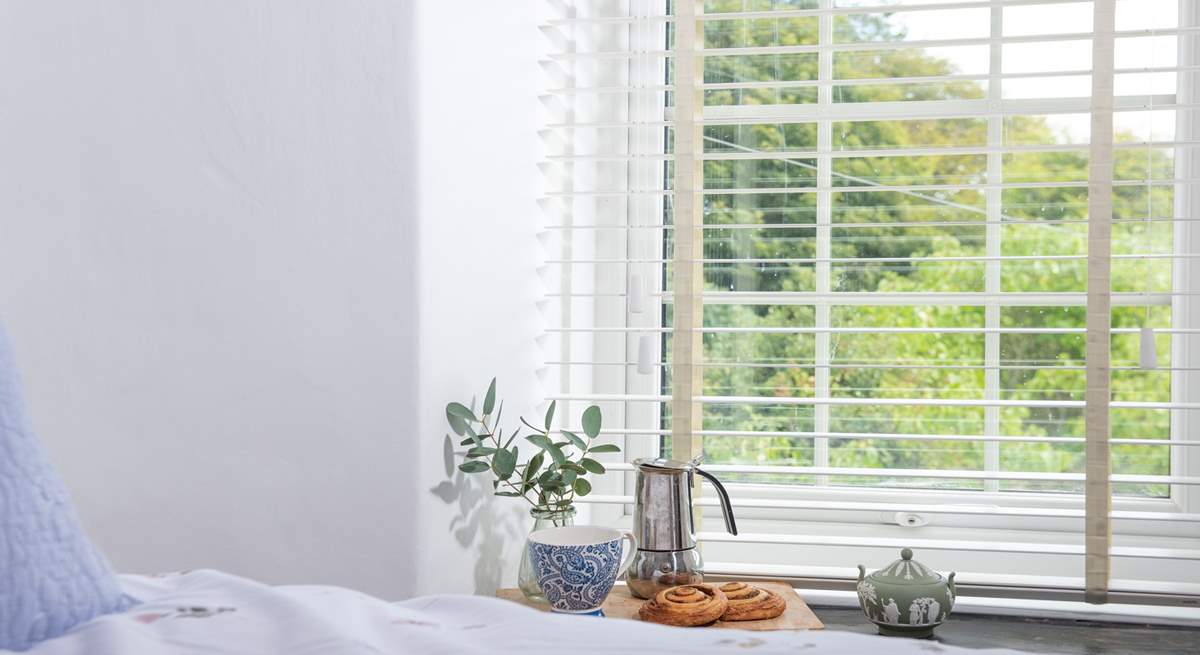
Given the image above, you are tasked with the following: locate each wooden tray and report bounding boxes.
[496,581,824,631]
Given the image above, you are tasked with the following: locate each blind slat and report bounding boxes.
[555,427,1200,446]
[547,142,1200,161]
[545,291,1180,306]
[601,463,1200,485]
[551,0,1095,24]
[547,27,1200,61]
[573,494,1200,522]
[547,326,1200,334]
[696,532,1200,560]
[546,96,1191,127]
[548,66,1200,95]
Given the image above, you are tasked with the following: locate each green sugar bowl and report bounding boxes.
[857,548,956,638]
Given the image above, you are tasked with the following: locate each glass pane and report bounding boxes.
[649,0,1182,500]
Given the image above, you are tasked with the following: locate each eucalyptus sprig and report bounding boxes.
[446,378,620,511]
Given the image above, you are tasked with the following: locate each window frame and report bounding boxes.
[598,0,1200,543]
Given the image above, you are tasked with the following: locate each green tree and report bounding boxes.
[662,4,1173,496]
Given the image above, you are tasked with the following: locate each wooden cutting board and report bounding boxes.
[496,581,824,631]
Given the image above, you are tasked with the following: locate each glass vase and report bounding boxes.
[517,505,577,602]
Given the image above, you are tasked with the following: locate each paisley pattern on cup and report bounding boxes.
[528,539,622,613]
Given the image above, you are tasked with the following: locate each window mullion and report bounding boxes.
[984,1,1004,493]
[1175,0,1200,517]
[814,0,834,486]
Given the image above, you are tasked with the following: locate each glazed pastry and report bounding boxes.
[638,584,728,627]
[717,582,786,622]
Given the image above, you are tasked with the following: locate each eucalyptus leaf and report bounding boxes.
[545,443,567,467]
[447,402,477,422]
[466,446,496,458]
[446,410,468,436]
[544,400,557,431]
[579,458,606,475]
[561,468,578,486]
[458,461,489,474]
[559,461,585,474]
[524,452,545,481]
[483,378,497,415]
[493,448,517,479]
[561,429,586,452]
[581,405,602,439]
[526,434,554,451]
[464,425,482,447]
[495,491,522,498]
[589,444,621,454]
[573,478,592,496]
[459,436,476,446]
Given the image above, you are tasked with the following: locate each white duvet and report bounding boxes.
[17,570,1028,654]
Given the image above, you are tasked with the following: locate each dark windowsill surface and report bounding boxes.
[812,606,1200,654]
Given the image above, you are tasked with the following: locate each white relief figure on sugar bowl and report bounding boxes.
[857,548,956,638]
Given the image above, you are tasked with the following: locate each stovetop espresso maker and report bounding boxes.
[626,457,738,599]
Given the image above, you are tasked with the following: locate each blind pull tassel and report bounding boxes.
[637,335,654,375]
[629,274,646,314]
[1139,327,1158,370]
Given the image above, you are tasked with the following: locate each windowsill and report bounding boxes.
[673,515,1200,592]
[809,603,1200,655]
[601,506,1200,596]
[803,589,1200,628]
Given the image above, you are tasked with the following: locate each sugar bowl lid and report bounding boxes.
[866,548,942,585]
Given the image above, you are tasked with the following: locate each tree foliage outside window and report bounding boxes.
[660,2,1174,497]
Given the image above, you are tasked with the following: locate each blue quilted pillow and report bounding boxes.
[0,324,131,650]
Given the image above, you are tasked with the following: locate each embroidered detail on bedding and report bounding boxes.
[133,607,237,623]
[147,571,195,579]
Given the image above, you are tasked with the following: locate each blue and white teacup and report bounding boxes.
[527,526,637,615]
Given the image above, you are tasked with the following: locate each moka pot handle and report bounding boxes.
[695,467,738,536]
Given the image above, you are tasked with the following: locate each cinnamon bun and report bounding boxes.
[717,582,786,622]
[637,584,728,627]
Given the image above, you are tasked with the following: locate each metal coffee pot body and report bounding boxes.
[626,457,737,599]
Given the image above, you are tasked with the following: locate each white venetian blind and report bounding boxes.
[541,0,1200,605]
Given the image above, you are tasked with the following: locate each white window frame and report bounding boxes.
[599,0,1200,547]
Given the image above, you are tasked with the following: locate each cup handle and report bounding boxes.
[617,530,638,579]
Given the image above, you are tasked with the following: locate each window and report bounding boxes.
[544,0,1200,604]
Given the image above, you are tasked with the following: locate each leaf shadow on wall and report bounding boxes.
[430,433,524,594]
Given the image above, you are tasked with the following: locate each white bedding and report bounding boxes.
[18,570,1029,654]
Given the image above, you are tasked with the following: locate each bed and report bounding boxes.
[0,323,1030,654]
[16,569,1031,654]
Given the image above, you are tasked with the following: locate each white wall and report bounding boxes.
[0,1,448,600]
[0,0,549,600]
[412,0,549,595]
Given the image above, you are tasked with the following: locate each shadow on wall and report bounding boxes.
[429,433,524,594]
